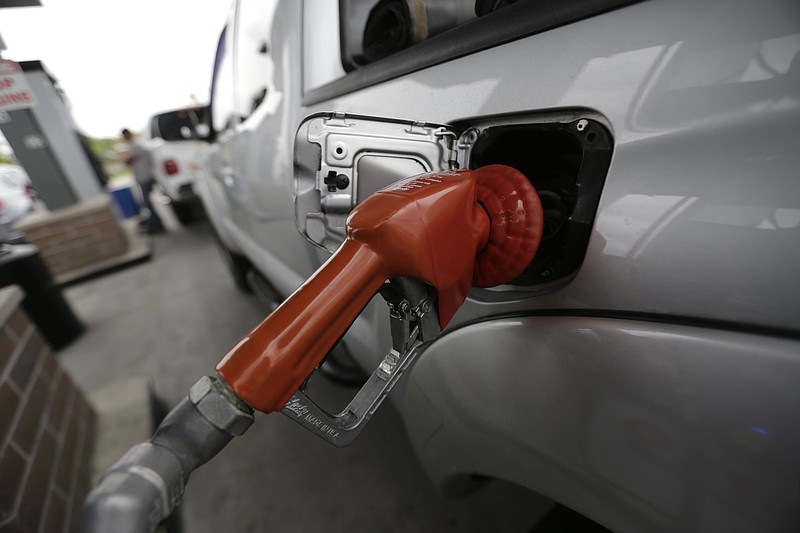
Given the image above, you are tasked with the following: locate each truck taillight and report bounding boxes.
[164,159,179,176]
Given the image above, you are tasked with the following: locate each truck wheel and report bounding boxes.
[208,225,253,293]
[219,245,253,294]
[171,200,195,225]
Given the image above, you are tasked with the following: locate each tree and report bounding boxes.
[0,151,17,165]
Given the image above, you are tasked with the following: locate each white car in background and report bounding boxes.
[144,105,211,224]
[0,163,35,242]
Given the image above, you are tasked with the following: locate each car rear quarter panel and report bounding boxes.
[302,0,800,530]
[304,0,800,333]
[403,317,800,532]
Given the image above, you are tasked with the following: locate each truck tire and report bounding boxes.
[171,200,195,225]
[207,224,253,294]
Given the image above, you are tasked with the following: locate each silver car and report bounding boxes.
[197,1,800,531]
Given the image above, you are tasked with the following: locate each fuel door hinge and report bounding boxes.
[434,127,459,169]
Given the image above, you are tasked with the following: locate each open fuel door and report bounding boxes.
[294,110,614,292]
[294,112,462,252]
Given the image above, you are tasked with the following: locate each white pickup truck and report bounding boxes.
[144,105,211,224]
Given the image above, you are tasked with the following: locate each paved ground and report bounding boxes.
[57,215,550,532]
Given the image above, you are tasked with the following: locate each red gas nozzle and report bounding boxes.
[473,164,544,287]
[217,165,543,413]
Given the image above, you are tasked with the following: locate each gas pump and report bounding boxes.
[81,164,543,533]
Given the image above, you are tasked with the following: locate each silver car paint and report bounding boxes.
[305,0,800,333]
[404,316,800,532]
[205,0,313,287]
[202,0,394,368]
[200,0,800,530]
[300,0,800,530]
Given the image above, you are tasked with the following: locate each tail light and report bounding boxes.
[164,159,180,176]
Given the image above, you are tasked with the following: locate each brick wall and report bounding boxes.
[15,196,129,277]
[0,289,96,533]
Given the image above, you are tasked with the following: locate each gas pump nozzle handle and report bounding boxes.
[82,166,543,531]
[217,168,496,413]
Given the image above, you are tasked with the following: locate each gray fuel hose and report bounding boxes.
[80,376,254,533]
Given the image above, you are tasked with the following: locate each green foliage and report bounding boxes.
[0,151,16,165]
[81,134,130,184]
[86,136,118,165]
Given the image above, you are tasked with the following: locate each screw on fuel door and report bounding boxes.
[324,170,350,192]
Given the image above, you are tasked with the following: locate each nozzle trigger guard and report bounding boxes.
[281,279,439,446]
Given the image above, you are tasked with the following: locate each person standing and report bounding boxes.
[121,128,165,234]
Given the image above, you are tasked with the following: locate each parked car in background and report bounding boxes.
[0,163,35,242]
[144,105,211,224]
[196,1,800,531]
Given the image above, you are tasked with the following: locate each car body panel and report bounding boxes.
[403,316,800,532]
[302,0,800,334]
[197,0,800,530]
[206,0,317,279]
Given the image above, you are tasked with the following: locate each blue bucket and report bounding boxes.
[109,186,140,219]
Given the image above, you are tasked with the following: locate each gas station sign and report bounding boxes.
[0,59,36,111]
